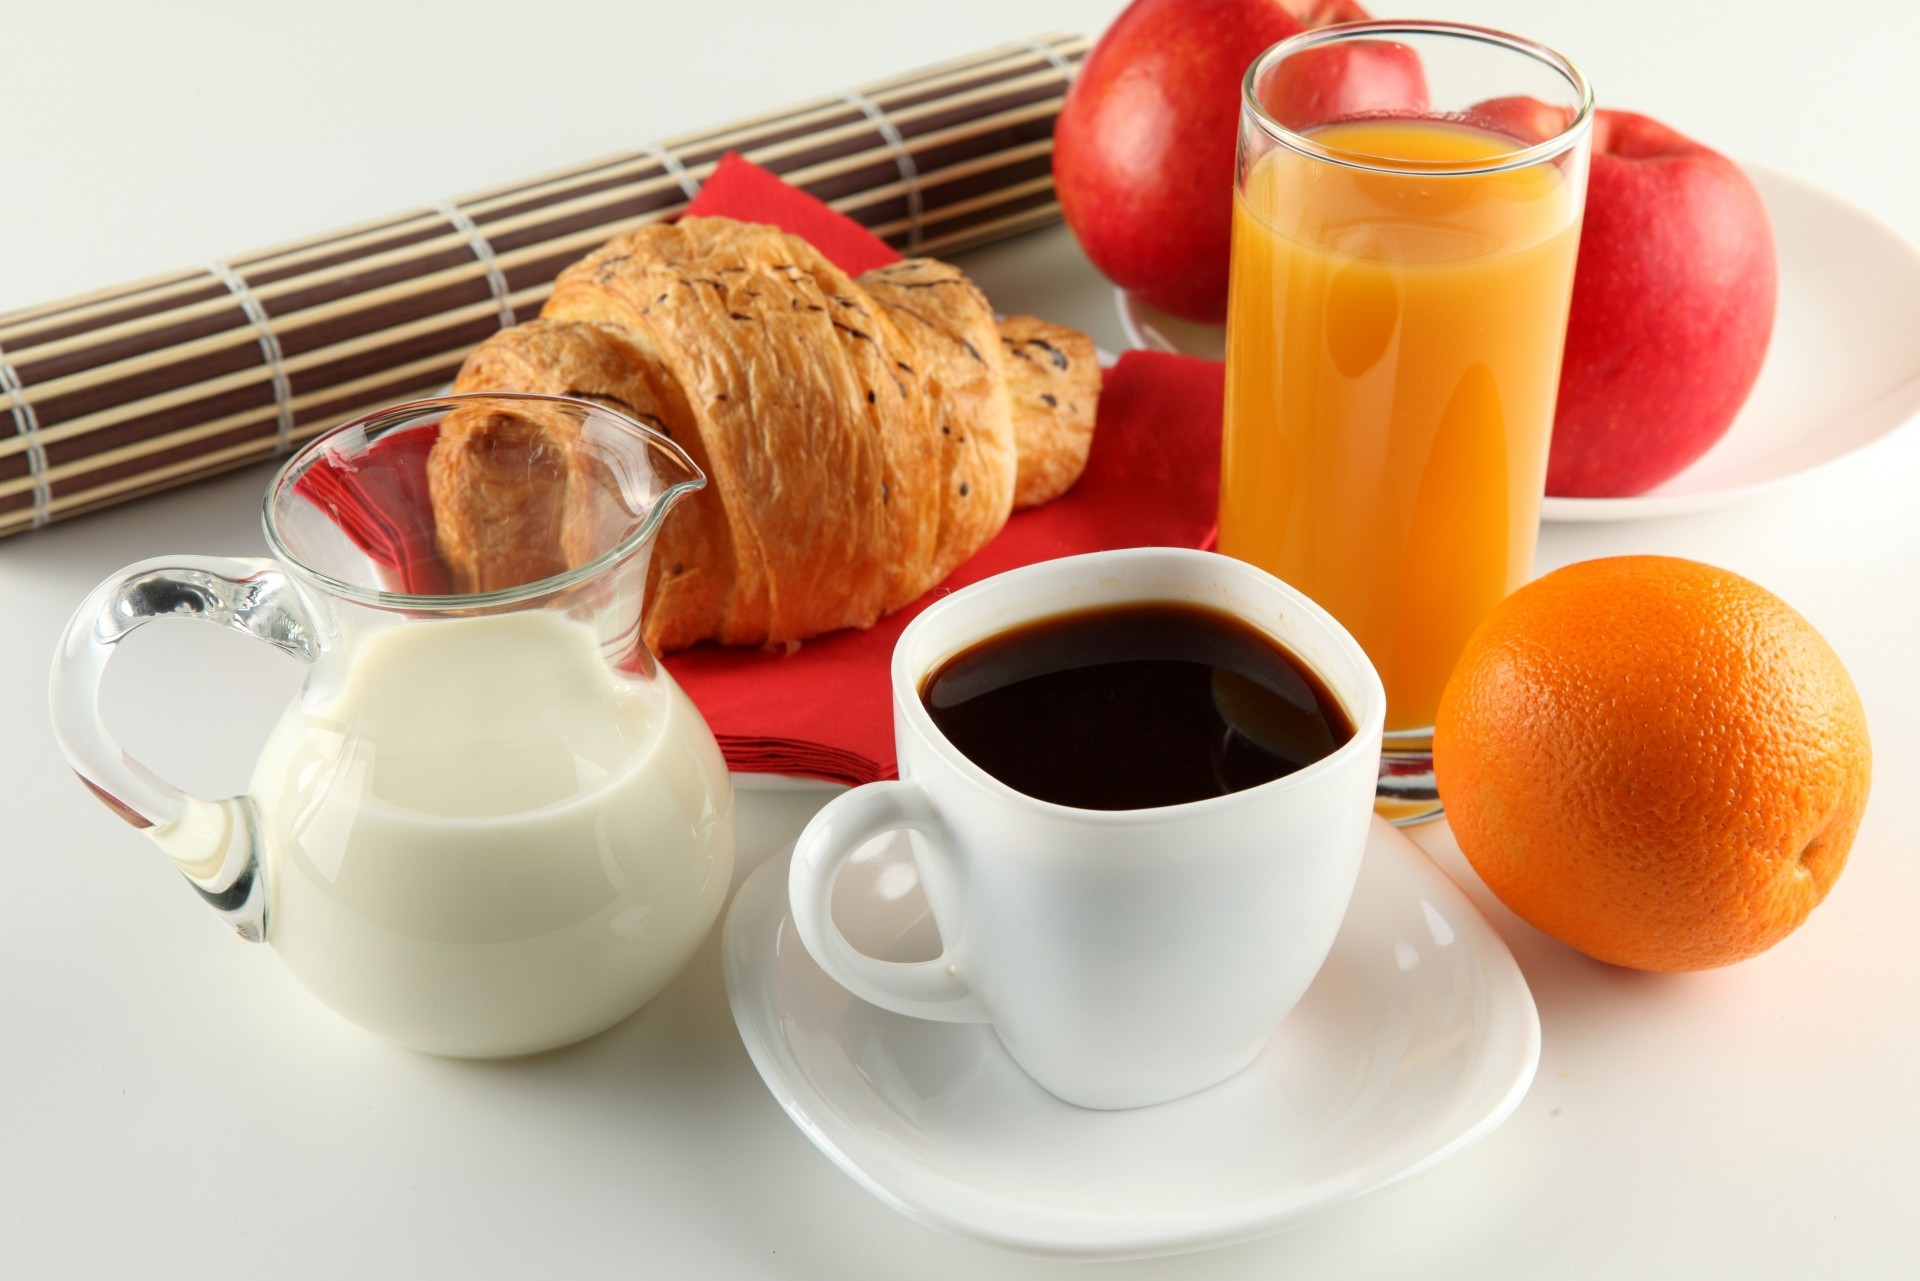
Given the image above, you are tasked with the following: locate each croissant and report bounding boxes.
[428,216,1099,652]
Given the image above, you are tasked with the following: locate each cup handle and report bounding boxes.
[48,556,320,942]
[788,781,989,1024]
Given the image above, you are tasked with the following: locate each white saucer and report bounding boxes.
[721,817,1541,1261]
[1117,164,1920,523]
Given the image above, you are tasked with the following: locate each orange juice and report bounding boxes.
[1220,119,1583,734]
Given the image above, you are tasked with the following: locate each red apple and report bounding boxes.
[1548,109,1777,496]
[1459,94,1573,146]
[1255,29,1429,134]
[1056,0,1431,324]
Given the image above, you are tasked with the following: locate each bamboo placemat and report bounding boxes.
[0,33,1087,538]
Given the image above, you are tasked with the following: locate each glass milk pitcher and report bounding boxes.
[50,394,735,1057]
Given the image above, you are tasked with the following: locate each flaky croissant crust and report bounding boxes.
[431,216,1099,651]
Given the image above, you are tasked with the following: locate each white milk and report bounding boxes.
[248,610,734,1057]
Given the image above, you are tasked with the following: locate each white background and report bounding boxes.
[3,0,1917,1276]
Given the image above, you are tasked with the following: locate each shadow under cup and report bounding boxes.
[1219,23,1594,826]
[790,547,1388,1110]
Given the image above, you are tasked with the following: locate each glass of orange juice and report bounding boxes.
[1219,22,1593,824]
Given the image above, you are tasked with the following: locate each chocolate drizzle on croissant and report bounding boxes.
[430,217,1099,652]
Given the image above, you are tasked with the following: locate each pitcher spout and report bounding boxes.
[417,393,706,599]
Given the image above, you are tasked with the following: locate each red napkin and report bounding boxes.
[294,153,1227,784]
[672,347,1221,783]
[291,426,451,595]
[685,152,902,276]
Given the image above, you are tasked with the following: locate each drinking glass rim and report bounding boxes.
[1241,19,1595,177]
[261,391,706,613]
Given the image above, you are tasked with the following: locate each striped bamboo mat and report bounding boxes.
[0,32,1088,538]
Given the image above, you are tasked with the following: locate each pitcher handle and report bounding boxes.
[49,556,320,942]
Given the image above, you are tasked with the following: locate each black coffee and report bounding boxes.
[919,602,1354,811]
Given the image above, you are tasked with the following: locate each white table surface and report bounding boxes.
[4,0,1917,1275]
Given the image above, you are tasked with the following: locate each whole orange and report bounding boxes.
[1433,556,1871,972]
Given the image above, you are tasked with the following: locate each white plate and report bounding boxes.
[721,817,1541,1261]
[1116,165,1920,523]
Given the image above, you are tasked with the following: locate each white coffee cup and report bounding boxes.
[787,547,1387,1110]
